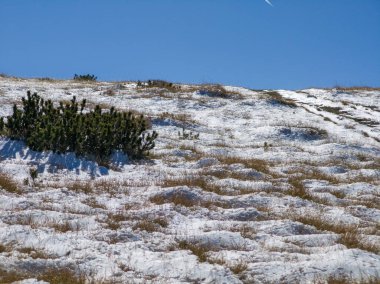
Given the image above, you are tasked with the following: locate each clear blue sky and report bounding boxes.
[1,0,379,89]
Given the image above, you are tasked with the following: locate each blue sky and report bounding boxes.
[1,0,379,89]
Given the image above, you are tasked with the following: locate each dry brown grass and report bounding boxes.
[107,221,121,231]
[50,220,76,233]
[106,212,130,230]
[152,217,169,228]
[93,179,120,193]
[208,141,232,148]
[150,191,198,207]
[18,247,57,259]
[0,269,25,283]
[301,155,378,172]
[0,173,20,194]
[150,189,230,209]
[118,263,133,272]
[264,91,298,108]
[291,213,354,234]
[211,154,271,175]
[159,172,261,197]
[347,173,380,185]
[291,213,379,254]
[272,167,342,204]
[229,261,248,275]
[158,161,273,197]
[0,267,85,284]
[207,256,227,266]
[176,145,203,162]
[208,256,248,277]
[132,217,168,232]
[37,268,86,284]
[329,190,346,199]
[67,180,93,194]
[202,167,261,183]
[196,84,242,99]
[103,89,116,96]
[356,153,371,162]
[320,106,343,115]
[0,243,9,253]
[287,167,339,184]
[351,198,380,210]
[4,215,81,233]
[178,240,209,262]
[158,112,196,125]
[160,175,225,195]
[325,274,380,284]
[120,178,153,188]
[338,231,380,254]
[231,224,257,240]
[286,178,315,201]
[66,178,125,195]
[133,220,159,232]
[307,171,340,184]
[83,197,107,209]
[8,214,38,229]
[138,79,181,92]
[177,239,248,274]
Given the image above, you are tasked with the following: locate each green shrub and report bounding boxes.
[3,91,157,163]
[147,79,173,88]
[73,74,97,82]
[0,117,4,134]
[178,127,199,140]
[29,168,38,183]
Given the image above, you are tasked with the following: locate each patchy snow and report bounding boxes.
[0,77,379,283]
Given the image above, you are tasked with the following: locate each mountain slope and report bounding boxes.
[0,77,379,283]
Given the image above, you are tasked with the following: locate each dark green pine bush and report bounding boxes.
[73,74,97,81]
[147,80,173,88]
[0,117,4,133]
[4,91,157,163]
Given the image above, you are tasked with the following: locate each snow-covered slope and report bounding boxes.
[0,77,379,283]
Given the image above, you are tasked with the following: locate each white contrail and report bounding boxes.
[265,0,274,6]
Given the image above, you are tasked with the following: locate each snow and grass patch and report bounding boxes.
[0,78,379,283]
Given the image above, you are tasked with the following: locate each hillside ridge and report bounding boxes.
[0,77,379,283]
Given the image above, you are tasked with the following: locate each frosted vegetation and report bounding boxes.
[0,75,379,283]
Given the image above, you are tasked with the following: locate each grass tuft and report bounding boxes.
[132,215,169,232]
[67,180,93,194]
[338,231,379,254]
[326,274,380,284]
[265,91,297,107]
[212,154,271,175]
[37,267,86,284]
[0,267,85,284]
[292,213,379,254]
[0,173,20,194]
[150,190,199,207]
[178,240,209,262]
[229,261,248,275]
